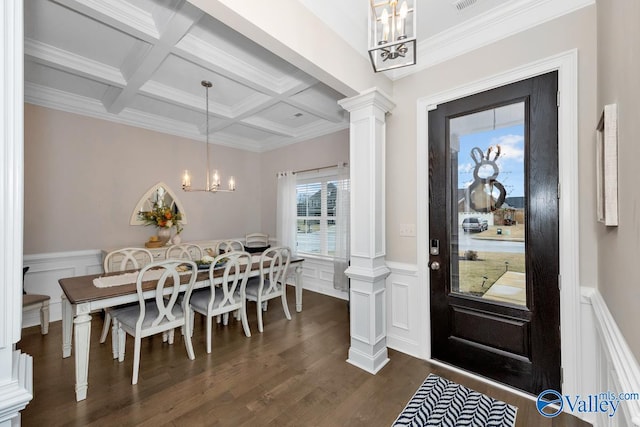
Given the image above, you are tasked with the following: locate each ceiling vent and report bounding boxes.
[452,0,478,11]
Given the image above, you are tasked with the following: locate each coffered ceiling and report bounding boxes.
[24,0,349,152]
[24,0,593,152]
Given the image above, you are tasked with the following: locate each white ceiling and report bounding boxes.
[24,0,592,152]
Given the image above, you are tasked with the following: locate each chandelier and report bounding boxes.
[368,0,417,73]
[182,80,235,193]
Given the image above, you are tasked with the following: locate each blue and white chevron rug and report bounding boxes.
[392,374,517,427]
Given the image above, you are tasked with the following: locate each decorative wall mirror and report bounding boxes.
[130,182,188,225]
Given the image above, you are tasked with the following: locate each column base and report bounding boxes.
[347,346,390,374]
[0,350,33,424]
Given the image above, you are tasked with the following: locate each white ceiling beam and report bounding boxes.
[52,0,159,41]
[24,39,126,86]
[176,35,285,96]
[239,117,296,137]
[186,0,392,97]
[140,80,234,119]
[105,4,204,114]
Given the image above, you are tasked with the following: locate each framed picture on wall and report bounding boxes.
[596,103,618,226]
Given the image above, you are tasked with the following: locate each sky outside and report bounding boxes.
[458,124,525,198]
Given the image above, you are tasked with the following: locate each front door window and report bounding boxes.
[449,103,526,307]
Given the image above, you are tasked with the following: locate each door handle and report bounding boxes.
[429,261,440,271]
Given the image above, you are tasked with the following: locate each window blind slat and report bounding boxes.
[296,178,349,256]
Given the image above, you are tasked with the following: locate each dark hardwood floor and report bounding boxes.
[18,288,590,426]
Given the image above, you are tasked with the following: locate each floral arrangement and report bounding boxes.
[139,205,183,230]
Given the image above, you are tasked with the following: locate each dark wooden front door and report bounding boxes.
[429,72,560,394]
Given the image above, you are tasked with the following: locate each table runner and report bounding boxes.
[92,255,267,288]
[93,269,168,288]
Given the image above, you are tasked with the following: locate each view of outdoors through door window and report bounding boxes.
[450,102,526,306]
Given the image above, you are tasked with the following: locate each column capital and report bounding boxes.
[338,87,395,114]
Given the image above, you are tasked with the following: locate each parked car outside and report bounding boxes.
[462,217,488,232]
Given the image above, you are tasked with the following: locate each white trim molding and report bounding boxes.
[296,256,349,301]
[584,288,640,426]
[1,0,33,423]
[416,50,581,395]
[390,0,594,80]
[23,250,104,328]
[340,88,394,374]
[386,261,422,358]
[0,351,33,424]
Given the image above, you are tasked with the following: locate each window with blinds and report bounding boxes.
[296,174,348,257]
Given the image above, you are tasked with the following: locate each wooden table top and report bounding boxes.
[59,257,303,305]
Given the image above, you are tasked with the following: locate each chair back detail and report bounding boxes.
[183,251,253,349]
[165,243,203,261]
[245,233,269,247]
[104,247,153,273]
[134,259,196,331]
[259,246,291,297]
[22,265,51,335]
[215,240,245,255]
[23,266,29,294]
[185,251,252,314]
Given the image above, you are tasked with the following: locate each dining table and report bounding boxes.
[58,256,304,402]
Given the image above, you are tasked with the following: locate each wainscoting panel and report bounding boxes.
[297,256,349,301]
[22,250,103,328]
[386,262,422,358]
[583,288,640,427]
[22,251,348,330]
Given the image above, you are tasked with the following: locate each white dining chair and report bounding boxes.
[215,240,245,255]
[101,248,154,357]
[111,259,197,385]
[244,246,291,334]
[245,232,269,247]
[183,251,252,353]
[22,266,50,335]
[165,243,203,261]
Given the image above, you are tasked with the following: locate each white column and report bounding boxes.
[338,88,395,374]
[0,0,33,425]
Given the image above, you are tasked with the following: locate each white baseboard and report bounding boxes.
[382,264,639,426]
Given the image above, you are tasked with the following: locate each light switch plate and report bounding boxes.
[399,223,416,237]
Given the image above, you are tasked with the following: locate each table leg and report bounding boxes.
[62,294,72,358]
[73,303,92,401]
[294,264,304,312]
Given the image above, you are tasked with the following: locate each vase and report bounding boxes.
[172,234,182,245]
[158,227,171,244]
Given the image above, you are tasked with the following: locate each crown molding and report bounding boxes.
[389,0,595,80]
[240,117,297,138]
[26,82,199,143]
[26,81,349,153]
[54,0,159,40]
[24,39,126,86]
[140,80,233,119]
[177,34,292,95]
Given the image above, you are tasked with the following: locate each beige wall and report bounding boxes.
[596,0,640,358]
[259,130,350,238]
[24,104,262,253]
[386,6,600,294]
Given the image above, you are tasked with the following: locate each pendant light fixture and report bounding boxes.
[181,80,236,193]
[368,0,417,73]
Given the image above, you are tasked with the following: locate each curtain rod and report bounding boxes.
[293,162,348,175]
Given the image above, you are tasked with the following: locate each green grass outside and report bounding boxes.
[454,251,526,296]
